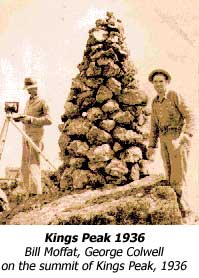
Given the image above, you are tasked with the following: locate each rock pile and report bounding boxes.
[58,12,150,190]
[0,188,10,212]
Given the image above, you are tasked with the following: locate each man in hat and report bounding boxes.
[147,69,193,219]
[14,77,52,196]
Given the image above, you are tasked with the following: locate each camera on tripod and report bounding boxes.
[4,102,19,114]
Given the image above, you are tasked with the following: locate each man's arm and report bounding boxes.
[147,103,159,160]
[17,100,52,126]
[148,103,159,148]
[175,93,194,138]
[30,101,52,126]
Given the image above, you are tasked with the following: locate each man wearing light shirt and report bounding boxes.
[14,77,52,196]
[147,69,193,220]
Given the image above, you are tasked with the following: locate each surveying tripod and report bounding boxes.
[0,114,57,191]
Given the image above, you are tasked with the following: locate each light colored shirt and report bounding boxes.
[149,90,193,148]
[24,95,52,138]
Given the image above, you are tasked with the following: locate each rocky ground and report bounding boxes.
[1,174,198,225]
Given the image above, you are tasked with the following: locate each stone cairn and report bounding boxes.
[58,12,150,190]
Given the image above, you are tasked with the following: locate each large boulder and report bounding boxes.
[112,111,134,124]
[105,159,128,177]
[118,89,148,105]
[63,102,79,118]
[5,176,182,225]
[106,77,121,95]
[87,144,114,162]
[100,119,116,132]
[101,100,120,113]
[66,118,91,136]
[87,126,112,145]
[113,127,143,144]
[120,146,143,163]
[67,140,89,156]
[96,85,113,103]
[86,107,104,122]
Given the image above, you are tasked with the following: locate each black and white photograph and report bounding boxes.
[0,0,198,276]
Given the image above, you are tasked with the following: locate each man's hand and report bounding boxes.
[20,116,32,124]
[13,114,25,122]
[147,147,156,160]
[13,114,32,124]
[172,133,190,150]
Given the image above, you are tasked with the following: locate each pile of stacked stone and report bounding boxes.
[0,188,9,212]
[58,12,150,190]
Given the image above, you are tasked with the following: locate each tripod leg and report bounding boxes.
[10,118,57,192]
[0,118,10,160]
[10,118,56,170]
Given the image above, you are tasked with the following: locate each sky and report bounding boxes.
[0,0,198,210]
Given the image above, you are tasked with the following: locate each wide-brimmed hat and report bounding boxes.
[148,69,171,83]
[23,77,37,89]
